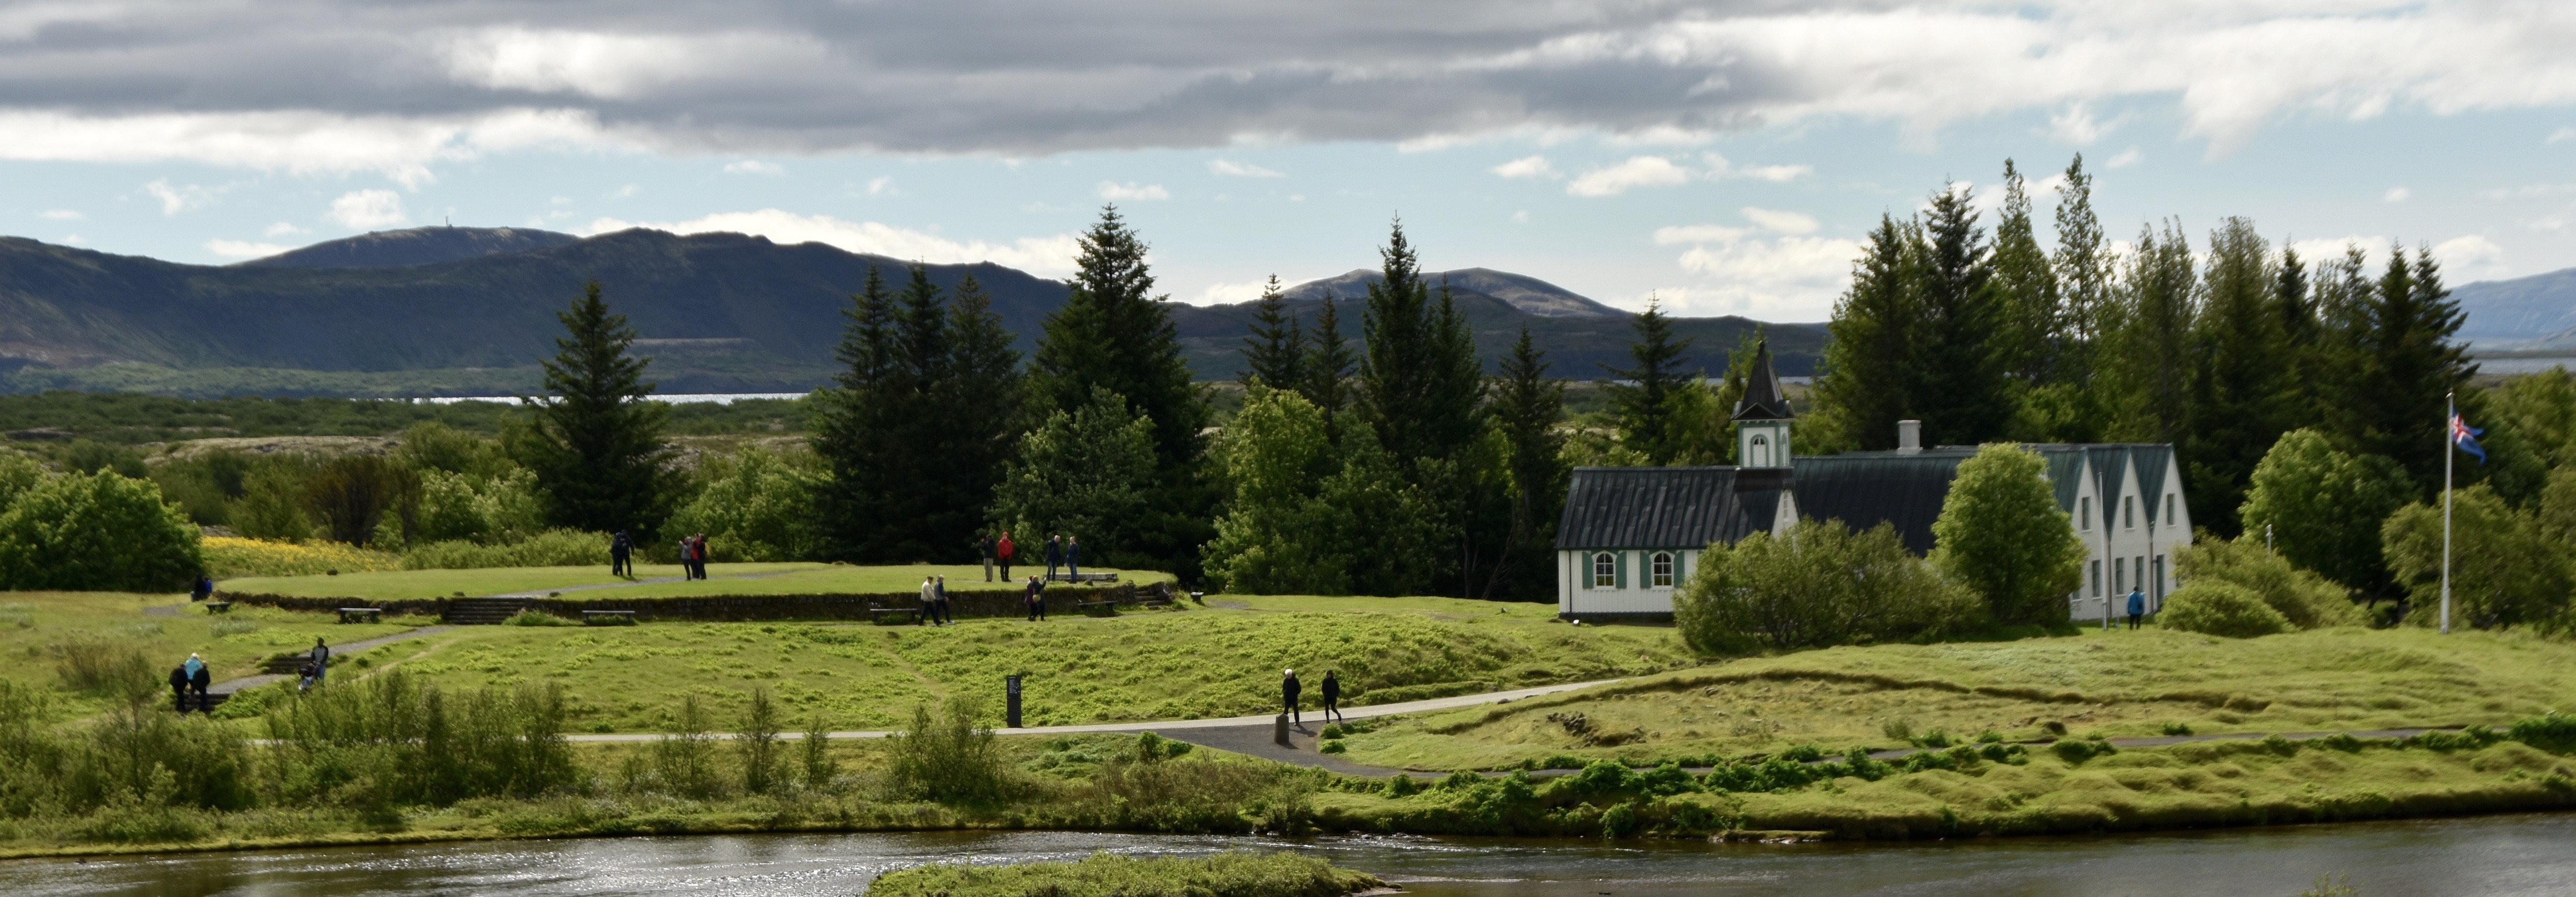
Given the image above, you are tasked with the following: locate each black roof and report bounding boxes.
[1556,467,1783,550]
[1789,453,1971,553]
[1731,340,1793,421]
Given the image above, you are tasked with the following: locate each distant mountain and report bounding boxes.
[0,230,1824,395]
[240,226,581,269]
[2450,266,2576,349]
[1278,267,1623,318]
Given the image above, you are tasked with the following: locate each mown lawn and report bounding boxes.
[0,592,413,721]
[381,595,1686,731]
[216,563,1173,601]
[1336,625,2576,771]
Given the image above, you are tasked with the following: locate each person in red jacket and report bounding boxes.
[996,531,1016,581]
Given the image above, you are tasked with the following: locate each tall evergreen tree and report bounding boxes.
[2037,154,2114,442]
[2182,218,2290,536]
[1239,274,1305,389]
[1029,206,1210,473]
[511,281,670,535]
[1991,159,2061,384]
[1913,184,2014,446]
[2111,221,2196,444]
[1302,293,1356,433]
[1604,296,1695,464]
[940,273,1025,543]
[1812,215,1920,451]
[2337,245,2476,492]
[812,267,900,559]
[2273,244,2323,430]
[1487,327,1568,600]
[1361,220,1485,468]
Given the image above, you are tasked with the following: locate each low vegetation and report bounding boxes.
[870,851,1385,897]
[216,563,1170,601]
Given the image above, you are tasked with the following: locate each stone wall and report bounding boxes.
[224,580,1178,622]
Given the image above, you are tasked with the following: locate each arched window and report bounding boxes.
[1592,552,1616,588]
[1749,434,1770,467]
[1651,551,1675,588]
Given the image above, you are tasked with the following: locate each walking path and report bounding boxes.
[205,626,456,698]
[485,570,804,599]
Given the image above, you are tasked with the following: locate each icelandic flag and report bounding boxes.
[2451,414,2487,464]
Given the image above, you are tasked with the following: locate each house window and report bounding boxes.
[2079,497,2091,531]
[1651,552,1675,588]
[2090,559,2103,598]
[2166,494,2175,524]
[1748,434,1770,467]
[2154,556,2166,602]
[1593,552,1616,589]
[2124,496,2136,529]
[2115,557,2126,593]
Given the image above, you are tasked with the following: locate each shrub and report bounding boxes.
[503,609,574,627]
[0,471,202,591]
[661,448,820,562]
[2383,485,2574,630]
[2239,429,2416,593]
[2510,713,2576,754]
[888,696,1009,805]
[201,536,402,577]
[265,670,574,806]
[2161,581,2291,638]
[411,467,546,545]
[1676,517,1980,653]
[55,641,158,702]
[2172,537,2364,629]
[301,455,418,545]
[402,528,609,569]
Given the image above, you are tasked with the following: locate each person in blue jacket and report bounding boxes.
[2126,587,2146,630]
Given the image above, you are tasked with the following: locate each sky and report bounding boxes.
[2,0,2574,322]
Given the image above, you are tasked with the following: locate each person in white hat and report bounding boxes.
[1282,669,1303,727]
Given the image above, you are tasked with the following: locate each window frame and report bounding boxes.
[1650,551,1675,588]
[2079,496,2091,531]
[1592,552,1616,589]
[2124,496,2136,529]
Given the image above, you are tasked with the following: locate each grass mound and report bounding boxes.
[869,851,1383,897]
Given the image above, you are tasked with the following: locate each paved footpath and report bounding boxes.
[206,626,456,698]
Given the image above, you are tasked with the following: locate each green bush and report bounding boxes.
[2511,713,2576,754]
[888,696,1009,805]
[1930,444,2088,623]
[2160,581,2291,638]
[869,850,1382,897]
[411,467,546,545]
[2173,537,2364,629]
[1676,517,1979,653]
[2383,485,2573,630]
[661,448,820,562]
[0,470,203,591]
[504,609,574,627]
[402,528,609,569]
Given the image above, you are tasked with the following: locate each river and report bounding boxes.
[9,813,2575,897]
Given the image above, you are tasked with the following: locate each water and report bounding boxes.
[8,813,2575,897]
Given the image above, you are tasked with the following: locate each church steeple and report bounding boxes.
[1732,339,1792,468]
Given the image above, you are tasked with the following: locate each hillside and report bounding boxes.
[0,230,1823,395]
[2453,266,2576,349]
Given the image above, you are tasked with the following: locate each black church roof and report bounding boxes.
[1556,467,1781,550]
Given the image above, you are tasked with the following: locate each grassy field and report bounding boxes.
[0,592,413,720]
[870,851,1384,897]
[1334,625,2576,772]
[217,563,1172,600]
[364,595,1683,731]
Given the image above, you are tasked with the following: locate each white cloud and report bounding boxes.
[1740,207,1820,234]
[37,209,81,221]
[2048,102,2116,145]
[2288,236,2392,270]
[2433,233,2507,275]
[581,209,1080,275]
[1670,236,1867,319]
[263,222,306,236]
[864,176,897,196]
[2384,186,2412,202]
[2550,127,2576,144]
[1703,153,1813,183]
[0,108,626,179]
[1097,181,1170,200]
[1653,224,1752,245]
[1509,210,1529,224]
[1491,155,1561,180]
[1569,156,1693,196]
[205,239,290,259]
[441,28,832,101]
[724,159,784,175]
[144,179,219,216]
[609,183,640,199]
[1208,159,1283,178]
[1188,279,1273,305]
[2105,147,2144,168]
[327,189,407,228]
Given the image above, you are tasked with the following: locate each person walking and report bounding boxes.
[2126,587,2147,630]
[1282,669,1303,728]
[693,533,713,579]
[1321,670,1343,724]
[610,530,633,577]
[1025,575,1047,621]
[933,575,952,626]
[189,657,212,713]
[919,576,937,626]
[676,534,695,579]
[979,533,995,582]
[168,664,190,713]
[1065,536,1082,581]
[1045,535,1064,582]
[310,637,331,687]
[997,531,1015,581]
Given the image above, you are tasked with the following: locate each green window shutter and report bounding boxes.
[1582,552,1594,590]
[1615,551,1629,589]
[1676,550,1687,583]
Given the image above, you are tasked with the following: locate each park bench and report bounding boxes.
[581,610,638,625]
[336,608,382,624]
[1076,600,1118,616]
[203,601,233,614]
[868,607,922,625]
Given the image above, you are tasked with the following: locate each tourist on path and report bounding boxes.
[676,535,694,579]
[1066,536,1081,581]
[1025,575,1047,621]
[1321,671,1343,724]
[298,659,319,692]
[933,575,952,626]
[1045,536,1064,582]
[190,576,214,603]
[310,637,331,687]
[691,533,713,580]
[168,664,190,713]
[919,576,937,626]
[189,658,212,713]
[2126,588,2146,630]
[997,531,1015,581]
[610,530,633,577]
[978,534,995,582]
[1282,669,1303,728]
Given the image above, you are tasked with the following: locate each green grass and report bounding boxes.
[0,592,413,720]
[383,595,1685,731]
[870,851,1384,897]
[216,563,1171,601]
[1336,625,2576,772]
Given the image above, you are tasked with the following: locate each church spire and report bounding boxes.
[1732,339,1792,421]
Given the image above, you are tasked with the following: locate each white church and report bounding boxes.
[1554,342,2190,624]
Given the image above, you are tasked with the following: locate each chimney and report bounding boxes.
[1896,420,1922,454]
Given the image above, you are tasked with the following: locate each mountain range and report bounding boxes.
[0,226,1821,396]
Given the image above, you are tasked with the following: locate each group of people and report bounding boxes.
[605,530,712,579]
[1280,669,1343,727]
[676,533,711,579]
[172,637,330,714]
[975,531,1085,583]
[917,575,954,625]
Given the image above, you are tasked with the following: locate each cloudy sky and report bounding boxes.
[4,0,2574,320]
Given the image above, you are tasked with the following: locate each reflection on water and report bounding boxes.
[9,813,2576,897]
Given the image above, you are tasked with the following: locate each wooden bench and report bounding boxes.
[202,601,233,614]
[868,607,923,625]
[1076,600,1118,616]
[581,610,638,625]
[336,608,382,624]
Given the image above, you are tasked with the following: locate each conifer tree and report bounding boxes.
[1239,274,1305,389]
[2337,245,2476,492]
[1605,296,1694,464]
[2036,154,2114,442]
[940,273,1024,542]
[1029,206,1209,473]
[2182,218,2290,536]
[1361,220,1484,468]
[1991,159,2060,384]
[1812,215,1920,451]
[511,281,670,535]
[1302,293,1356,432]
[1913,184,2013,447]
[1488,327,1569,600]
[2111,221,2196,444]
[814,267,1022,562]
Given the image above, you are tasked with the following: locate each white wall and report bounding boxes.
[1558,548,1696,617]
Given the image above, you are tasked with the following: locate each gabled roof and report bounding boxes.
[1790,452,1972,553]
[1731,340,1793,421]
[2131,445,2175,526]
[1556,467,1783,550]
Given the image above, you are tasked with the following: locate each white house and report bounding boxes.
[1555,342,2191,623]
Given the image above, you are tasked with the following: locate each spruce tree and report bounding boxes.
[2182,218,2290,536]
[1302,293,1356,432]
[1913,184,2013,447]
[1361,220,1484,468]
[1991,159,2060,384]
[818,267,1024,562]
[812,266,910,560]
[1240,274,1305,389]
[2111,221,2196,444]
[511,282,670,536]
[1812,215,1920,451]
[2339,245,2476,491]
[2038,154,2114,442]
[1605,296,1694,464]
[939,273,1024,547]
[1029,206,1209,473]
[1489,326,1569,600]
[2273,244,2325,431]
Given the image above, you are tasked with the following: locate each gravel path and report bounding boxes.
[207,626,457,696]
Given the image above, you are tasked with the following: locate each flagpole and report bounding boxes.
[2441,391,2454,636]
